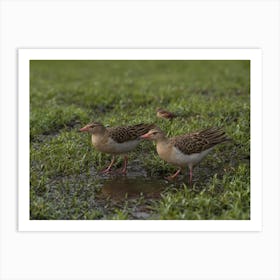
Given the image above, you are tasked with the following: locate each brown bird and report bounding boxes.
[156,108,177,120]
[140,126,230,184]
[79,122,155,174]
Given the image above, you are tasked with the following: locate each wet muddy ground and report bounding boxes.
[36,165,173,220]
[30,129,248,220]
[31,154,245,220]
[97,174,167,219]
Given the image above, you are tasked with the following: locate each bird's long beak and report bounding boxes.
[79,125,89,132]
[140,133,151,139]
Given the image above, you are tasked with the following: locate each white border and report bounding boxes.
[18,48,262,231]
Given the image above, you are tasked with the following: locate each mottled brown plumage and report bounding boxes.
[141,126,230,184]
[156,108,177,120]
[108,123,156,143]
[79,121,155,174]
[172,127,229,155]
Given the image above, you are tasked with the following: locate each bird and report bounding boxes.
[140,126,230,184]
[156,108,177,121]
[79,122,155,174]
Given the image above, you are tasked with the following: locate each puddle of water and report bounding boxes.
[100,177,166,200]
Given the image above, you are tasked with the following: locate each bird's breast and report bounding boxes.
[156,142,173,163]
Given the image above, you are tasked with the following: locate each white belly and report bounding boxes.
[160,146,214,168]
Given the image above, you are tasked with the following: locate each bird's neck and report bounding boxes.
[91,128,107,145]
[155,137,172,159]
[155,135,169,146]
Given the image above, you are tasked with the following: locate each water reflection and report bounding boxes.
[101,177,166,199]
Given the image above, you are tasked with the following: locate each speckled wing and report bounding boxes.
[172,127,229,155]
[108,123,155,143]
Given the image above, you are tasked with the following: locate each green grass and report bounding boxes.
[30,60,250,220]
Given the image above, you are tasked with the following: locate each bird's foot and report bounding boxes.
[99,167,114,174]
[164,176,177,181]
[164,169,181,181]
[116,168,127,175]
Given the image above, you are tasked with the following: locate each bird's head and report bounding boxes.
[140,127,165,141]
[79,121,105,134]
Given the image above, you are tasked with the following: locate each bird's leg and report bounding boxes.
[165,168,181,181]
[189,167,193,185]
[100,156,115,173]
[119,155,128,175]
